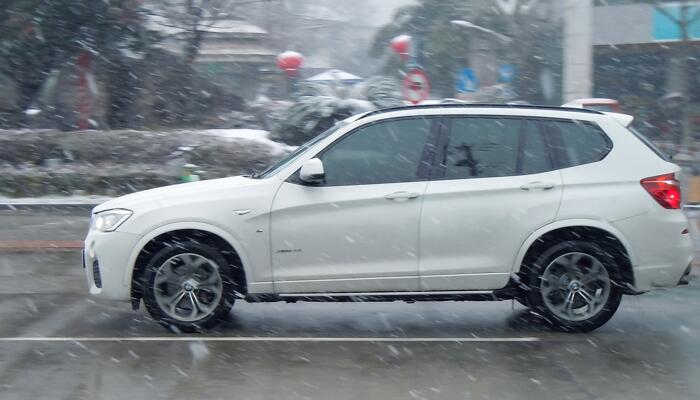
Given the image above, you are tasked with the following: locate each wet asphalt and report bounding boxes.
[0,211,699,400]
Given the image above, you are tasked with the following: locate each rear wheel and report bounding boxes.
[142,240,235,333]
[527,241,622,332]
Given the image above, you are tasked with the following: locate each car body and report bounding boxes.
[84,104,693,332]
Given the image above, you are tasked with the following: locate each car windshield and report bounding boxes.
[255,120,348,179]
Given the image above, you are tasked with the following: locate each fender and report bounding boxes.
[123,221,253,291]
[511,218,637,274]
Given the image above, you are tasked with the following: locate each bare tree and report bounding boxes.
[644,0,700,144]
[650,1,700,90]
[148,0,270,63]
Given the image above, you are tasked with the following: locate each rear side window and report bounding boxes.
[443,117,521,179]
[542,120,612,168]
[439,117,555,180]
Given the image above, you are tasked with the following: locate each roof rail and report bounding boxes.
[358,103,604,120]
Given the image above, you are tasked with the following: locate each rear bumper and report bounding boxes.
[631,261,693,292]
[678,264,693,286]
[613,210,693,292]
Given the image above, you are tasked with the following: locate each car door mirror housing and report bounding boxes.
[299,158,325,184]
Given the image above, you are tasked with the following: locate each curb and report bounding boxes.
[0,240,84,252]
[0,198,108,213]
[1,204,98,213]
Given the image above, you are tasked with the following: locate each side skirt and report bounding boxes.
[244,287,519,303]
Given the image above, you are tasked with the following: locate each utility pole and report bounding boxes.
[563,0,593,102]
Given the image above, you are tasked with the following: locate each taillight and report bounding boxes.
[641,173,681,209]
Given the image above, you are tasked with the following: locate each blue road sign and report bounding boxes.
[653,4,700,40]
[498,64,516,83]
[456,68,478,93]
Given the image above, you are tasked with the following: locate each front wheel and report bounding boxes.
[527,241,622,332]
[142,240,235,333]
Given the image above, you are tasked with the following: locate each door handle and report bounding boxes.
[384,191,420,200]
[520,181,555,191]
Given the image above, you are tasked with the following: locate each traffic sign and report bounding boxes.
[498,64,516,83]
[403,68,431,104]
[456,68,478,93]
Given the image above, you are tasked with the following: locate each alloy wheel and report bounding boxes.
[153,253,224,322]
[540,252,611,322]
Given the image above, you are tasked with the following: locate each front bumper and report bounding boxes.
[83,229,142,301]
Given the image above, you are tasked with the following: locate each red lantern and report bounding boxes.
[277,51,303,77]
[390,35,411,61]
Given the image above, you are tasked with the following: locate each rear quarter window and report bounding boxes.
[542,119,612,168]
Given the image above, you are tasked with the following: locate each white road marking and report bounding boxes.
[0,336,540,343]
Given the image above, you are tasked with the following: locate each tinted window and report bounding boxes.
[444,117,521,179]
[543,120,612,168]
[319,118,432,186]
[258,121,348,179]
[521,121,553,175]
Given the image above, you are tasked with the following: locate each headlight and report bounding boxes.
[92,209,132,232]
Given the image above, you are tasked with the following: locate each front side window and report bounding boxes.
[543,120,612,168]
[443,117,521,179]
[318,118,433,186]
[257,121,348,179]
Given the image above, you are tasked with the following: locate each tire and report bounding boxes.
[526,240,622,332]
[142,239,236,333]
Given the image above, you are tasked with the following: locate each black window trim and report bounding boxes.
[288,115,442,187]
[515,119,528,174]
[432,117,450,179]
[534,118,559,170]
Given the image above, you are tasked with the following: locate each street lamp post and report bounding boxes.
[450,20,513,43]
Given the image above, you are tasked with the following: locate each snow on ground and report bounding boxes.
[197,129,297,154]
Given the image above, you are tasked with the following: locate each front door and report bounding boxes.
[271,117,436,293]
[419,117,563,291]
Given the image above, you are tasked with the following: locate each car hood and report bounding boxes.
[93,176,262,213]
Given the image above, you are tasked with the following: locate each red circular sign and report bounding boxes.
[277,51,303,77]
[402,69,431,104]
[390,34,411,61]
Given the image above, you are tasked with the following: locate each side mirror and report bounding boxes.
[299,158,325,184]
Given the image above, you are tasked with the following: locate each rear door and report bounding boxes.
[418,117,563,291]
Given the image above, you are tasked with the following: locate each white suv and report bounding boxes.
[83,105,693,333]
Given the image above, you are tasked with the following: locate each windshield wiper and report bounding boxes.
[246,168,261,179]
